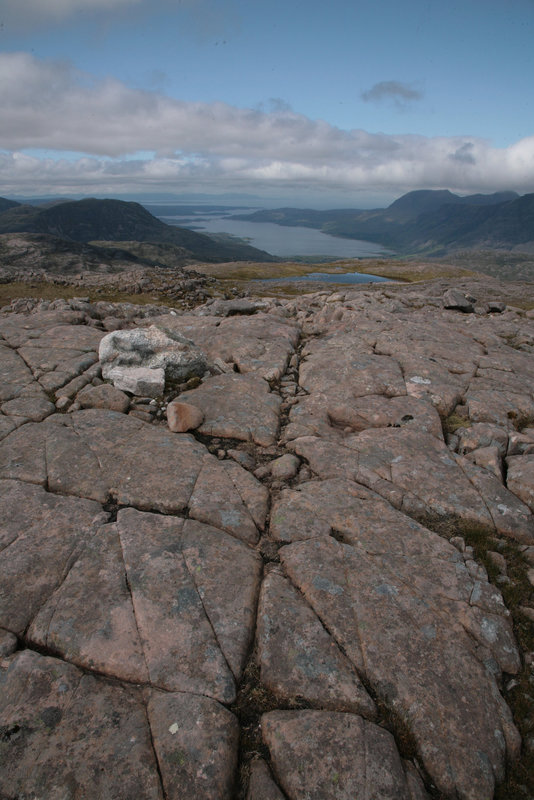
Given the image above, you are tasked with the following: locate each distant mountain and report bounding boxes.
[385,190,519,222]
[403,193,534,252]
[0,198,277,263]
[0,198,20,214]
[233,190,530,254]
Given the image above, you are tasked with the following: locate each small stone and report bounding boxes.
[519,606,534,623]
[446,433,460,451]
[527,568,534,587]
[297,465,312,482]
[254,464,272,480]
[270,454,300,481]
[167,400,204,433]
[227,449,256,471]
[443,288,475,312]
[487,550,507,575]
[128,409,154,423]
[450,536,466,552]
[0,629,18,656]
[466,445,503,481]
[55,396,72,411]
[246,758,286,800]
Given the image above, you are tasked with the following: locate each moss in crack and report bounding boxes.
[231,655,280,800]
[442,412,471,436]
[507,411,534,433]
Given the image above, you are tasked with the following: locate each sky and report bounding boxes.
[0,0,533,207]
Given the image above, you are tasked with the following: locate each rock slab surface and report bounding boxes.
[1,280,534,800]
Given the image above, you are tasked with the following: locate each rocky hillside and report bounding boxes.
[0,197,278,263]
[0,274,533,799]
[233,190,534,255]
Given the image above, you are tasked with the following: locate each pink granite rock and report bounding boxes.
[0,479,106,635]
[182,519,262,680]
[281,537,520,800]
[257,568,376,716]
[77,382,131,412]
[0,650,163,800]
[262,710,420,800]
[117,507,235,702]
[180,372,281,446]
[246,758,286,800]
[167,399,204,431]
[148,690,239,800]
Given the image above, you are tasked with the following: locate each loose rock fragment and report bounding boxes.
[167,399,204,432]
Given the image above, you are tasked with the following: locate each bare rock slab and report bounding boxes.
[160,311,300,380]
[270,478,519,674]
[262,710,421,800]
[189,454,264,544]
[292,426,534,538]
[27,521,149,684]
[148,690,239,800]
[257,569,376,716]
[0,409,207,512]
[180,372,281,446]
[0,650,163,800]
[77,381,131,412]
[18,507,261,694]
[247,758,287,800]
[117,508,236,702]
[0,343,36,402]
[281,536,520,800]
[0,393,55,422]
[0,479,106,636]
[299,338,406,399]
[182,519,262,679]
[507,453,534,512]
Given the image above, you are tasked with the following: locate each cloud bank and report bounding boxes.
[1,0,142,24]
[1,53,533,201]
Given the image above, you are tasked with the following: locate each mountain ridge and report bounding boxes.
[232,190,531,254]
[0,198,278,263]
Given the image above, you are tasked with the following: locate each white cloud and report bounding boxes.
[1,0,141,24]
[0,53,533,201]
[1,0,233,37]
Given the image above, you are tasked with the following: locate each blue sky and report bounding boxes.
[0,0,533,206]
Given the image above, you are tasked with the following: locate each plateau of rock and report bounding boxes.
[1,273,534,800]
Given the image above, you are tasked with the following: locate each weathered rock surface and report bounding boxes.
[257,568,377,716]
[99,324,207,382]
[104,364,165,397]
[0,650,163,800]
[262,710,427,800]
[2,277,534,800]
[77,381,131,412]
[180,372,281,446]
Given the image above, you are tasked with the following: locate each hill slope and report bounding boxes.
[233,190,531,254]
[0,198,277,263]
